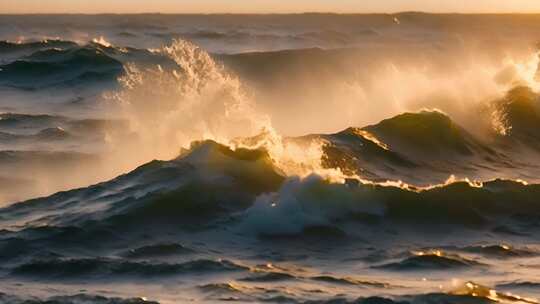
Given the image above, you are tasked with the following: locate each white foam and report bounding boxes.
[243,174,385,235]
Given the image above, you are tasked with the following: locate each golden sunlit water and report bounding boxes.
[0,11,540,304]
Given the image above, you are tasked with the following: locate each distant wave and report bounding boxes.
[0,113,68,130]
[497,281,540,289]
[0,112,128,138]
[147,28,379,46]
[0,293,156,304]
[0,44,123,89]
[0,39,78,55]
[0,38,181,90]
[12,257,247,279]
[460,244,537,258]
[0,150,98,166]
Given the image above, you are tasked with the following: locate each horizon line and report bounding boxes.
[2,11,540,15]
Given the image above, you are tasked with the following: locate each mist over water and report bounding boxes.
[1,13,540,304]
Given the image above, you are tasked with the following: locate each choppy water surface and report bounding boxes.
[1,14,540,304]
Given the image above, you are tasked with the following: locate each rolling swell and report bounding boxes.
[0,46,123,88]
[313,103,540,185]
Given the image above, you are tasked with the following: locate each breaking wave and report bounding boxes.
[2,140,540,239]
[1,33,540,304]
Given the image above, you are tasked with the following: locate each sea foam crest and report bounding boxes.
[110,39,271,160]
[109,38,349,180]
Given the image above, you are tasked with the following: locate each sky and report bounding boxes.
[3,0,540,14]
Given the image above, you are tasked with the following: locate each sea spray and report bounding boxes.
[109,38,351,182]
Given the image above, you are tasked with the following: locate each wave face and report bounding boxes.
[492,86,540,142]
[2,14,540,304]
[315,107,540,185]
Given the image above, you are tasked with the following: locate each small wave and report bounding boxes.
[199,282,246,293]
[122,243,196,258]
[0,113,67,131]
[117,31,138,38]
[461,244,537,258]
[0,112,128,145]
[33,127,71,140]
[497,281,540,289]
[240,271,297,282]
[375,250,484,271]
[0,226,121,259]
[0,150,98,166]
[451,281,539,304]
[0,293,158,304]
[198,282,268,303]
[0,131,20,142]
[298,29,361,45]
[11,257,248,279]
[148,30,230,40]
[0,39,78,55]
[311,275,392,288]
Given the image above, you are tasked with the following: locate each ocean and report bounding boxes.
[0,13,540,303]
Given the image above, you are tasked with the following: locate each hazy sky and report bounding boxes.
[3,0,540,14]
